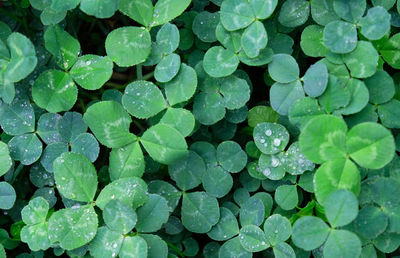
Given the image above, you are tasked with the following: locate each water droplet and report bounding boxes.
[263,168,271,177]
[265,129,272,136]
[273,138,281,146]
[271,157,280,168]
[260,138,265,143]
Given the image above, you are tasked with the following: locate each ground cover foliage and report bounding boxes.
[1,0,400,257]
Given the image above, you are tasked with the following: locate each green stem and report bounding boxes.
[142,71,154,81]
[10,163,24,184]
[136,65,143,80]
[165,240,185,258]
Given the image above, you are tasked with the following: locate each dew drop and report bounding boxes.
[273,138,281,146]
[265,129,272,136]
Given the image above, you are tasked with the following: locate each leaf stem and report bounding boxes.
[10,163,24,184]
[137,64,143,80]
[142,71,154,81]
[165,240,185,258]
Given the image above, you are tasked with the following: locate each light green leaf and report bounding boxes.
[364,70,395,105]
[151,0,191,27]
[249,0,277,19]
[105,26,151,67]
[202,166,233,198]
[141,124,188,165]
[181,191,220,233]
[168,150,206,191]
[109,141,145,181]
[0,142,12,177]
[208,207,239,241]
[192,11,219,43]
[359,6,391,40]
[51,0,80,11]
[333,0,366,22]
[273,242,296,258]
[217,141,247,173]
[164,63,197,106]
[253,122,289,155]
[343,41,379,78]
[80,0,118,18]
[288,97,324,129]
[323,230,362,258]
[148,180,181,212]
[0,182,16,210]
[118,0,153,27]
[247,106,278,128]
[32,69,78,113]
[21,197,49,225]
[270,81,305,115]
[241,21,267,58]
[103,199,137,234]
[220,75,250,110]
[268,54,299,83]
[89,227,124,257]
[239,225,269,252]
[160,108,195,137]
[278,0,310,27]
[281,142,315,175]
[314,158,361,205]
[53,152,97,202]
[119,236,148,258]
[323,20,357,54]
[0,97,35,136]
[240,196,265,226]
[70,133,100,162]
[219,237,251,258]
[299,114,347,164]
[156,23,180,54]
[95,177,148,210]
[300,25,329,57]
[380,33,400,69]
[203,46,239,78]
[5,33,37,82]
[9,133,42,165]
[220,0,255,31]
[36,113,62,144]
[154,53,181,83]
[40,142,68,172]
[324,189,358,227]
[44,25,80,70]
[338,79,369,115]
[346,122,395,169]
[136,194,170,233]
[70,55,113,90]
[48,205,98,250]
[303,62,328,97]
[378,99,400,128]
[40,7,67,25]
[311,0,339,26]
[292,216,330,251]
[275,184,298,210]
[263,214,292,245]
[319,75,351,113]
[372,0,396,9]
[122,80,166,119]
[20,197,51,251]
[141,234,168,258]
[83,101,136,148]
[57,111,87,143]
